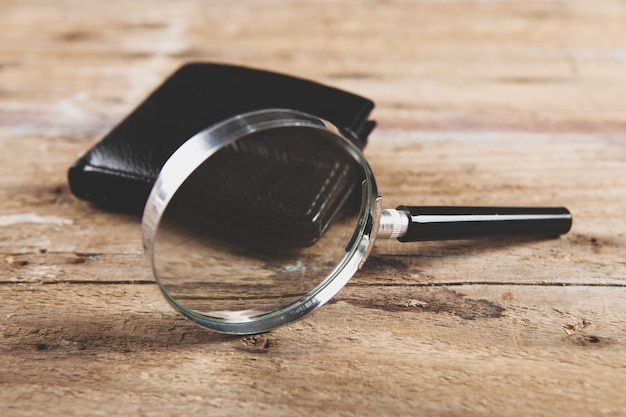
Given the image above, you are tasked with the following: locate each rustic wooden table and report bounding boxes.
[1,1,625,416]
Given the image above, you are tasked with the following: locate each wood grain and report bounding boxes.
[1,1,625,416]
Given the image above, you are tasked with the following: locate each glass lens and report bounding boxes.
[152,125,369,323]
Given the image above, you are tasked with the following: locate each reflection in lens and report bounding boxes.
[152,126,367,320]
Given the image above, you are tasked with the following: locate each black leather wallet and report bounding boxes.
[68,63,376,213]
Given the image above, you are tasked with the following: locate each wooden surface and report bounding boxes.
[1,1,625,415]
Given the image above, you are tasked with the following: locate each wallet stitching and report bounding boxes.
[348,101,374,140]
[84,163,155,183]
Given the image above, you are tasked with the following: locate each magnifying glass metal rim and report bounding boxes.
[142,108,380,334]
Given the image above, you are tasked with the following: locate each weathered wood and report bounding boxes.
[1,284,624,416]
[1,0,625,416]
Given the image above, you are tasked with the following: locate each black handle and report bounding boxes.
[396,206,572,242]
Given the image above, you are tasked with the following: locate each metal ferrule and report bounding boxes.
[377,209,409,239]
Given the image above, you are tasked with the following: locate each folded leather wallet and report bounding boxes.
[68,63,376,213]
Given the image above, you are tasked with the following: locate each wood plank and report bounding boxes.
[1,284,624,416]
[2,131,623,286]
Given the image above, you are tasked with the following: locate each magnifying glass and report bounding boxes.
[142,109,572,334]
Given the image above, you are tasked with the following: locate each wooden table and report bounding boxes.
[1,1,624,415]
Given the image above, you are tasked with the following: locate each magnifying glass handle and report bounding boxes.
[381,206,572,242]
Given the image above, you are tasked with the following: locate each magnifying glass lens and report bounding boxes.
[152,124,369,323]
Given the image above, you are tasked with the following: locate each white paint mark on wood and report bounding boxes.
[0,213,73,227]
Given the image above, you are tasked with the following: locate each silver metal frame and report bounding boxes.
[142,109,379,334]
